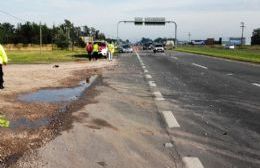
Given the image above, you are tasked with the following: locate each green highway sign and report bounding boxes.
[134,17,143,25]
[144,17,166,25]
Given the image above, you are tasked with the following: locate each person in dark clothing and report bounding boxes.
[0,64,4,89]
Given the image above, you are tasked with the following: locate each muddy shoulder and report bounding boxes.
[0,61,117,167]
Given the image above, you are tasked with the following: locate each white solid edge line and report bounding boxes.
[192,63,208,70]
[162,111,180,128]
[182,157,204,168]
[172,57,178,60]
[252,83,260,87]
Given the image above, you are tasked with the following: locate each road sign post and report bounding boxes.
[117,17,178,47]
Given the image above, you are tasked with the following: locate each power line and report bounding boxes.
[0,9,26,22]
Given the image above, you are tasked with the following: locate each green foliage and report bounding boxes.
[251,28,260,45]
[54,29,70,49]
[0,20,106,48]
[176,46,260,63]
[7,49,87,64]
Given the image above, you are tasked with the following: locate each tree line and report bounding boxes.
[251,28,260,45]
[0,19,106,49]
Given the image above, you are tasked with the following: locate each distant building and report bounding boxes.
[229,37,246,46]
[205,38,215,45]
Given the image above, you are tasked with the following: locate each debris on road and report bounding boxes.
[164,142,174,148]
[0,115,10,128]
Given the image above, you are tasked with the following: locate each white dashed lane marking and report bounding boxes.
[192,63,208,70]
[226,73,234,76]
[148,81,157,87]
[145,74,152,79]
[182,157,204,168]
[162,111,180,128]
[153,91,165,101]
[136,51,203,168]
[252,83,260,87]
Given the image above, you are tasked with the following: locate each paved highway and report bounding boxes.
[136,50,260,168]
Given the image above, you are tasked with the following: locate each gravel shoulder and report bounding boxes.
[0,60,117,167]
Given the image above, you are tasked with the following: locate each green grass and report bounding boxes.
[175,46,260,63]
[6,49,88,64]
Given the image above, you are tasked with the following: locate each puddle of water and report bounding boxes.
[18,75,98,103]
[11,75,98,129]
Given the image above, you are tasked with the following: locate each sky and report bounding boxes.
[1,0,260,43]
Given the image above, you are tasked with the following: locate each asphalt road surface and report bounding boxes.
[136,50,260,168]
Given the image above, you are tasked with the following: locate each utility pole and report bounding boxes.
[188,32,191,43]
[52,23,55,51]
[40,22,42,55]
[240,22,245,46]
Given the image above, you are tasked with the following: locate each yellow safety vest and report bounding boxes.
[93,44,99,52]
[0,45,8,65]
[109,44,115,54]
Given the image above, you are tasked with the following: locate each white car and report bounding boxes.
[224,44,235,49]
[94,41,109,57]
[153,44,165,53]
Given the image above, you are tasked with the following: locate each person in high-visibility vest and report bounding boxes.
[0,44,8,90]
[93,43,99,61]
[108,43,115,61]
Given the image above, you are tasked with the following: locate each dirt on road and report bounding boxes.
[0,60,117,167]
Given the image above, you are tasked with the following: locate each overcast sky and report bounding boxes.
[1,0,260,43]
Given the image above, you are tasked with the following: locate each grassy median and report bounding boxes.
[6,49,88,64]
[175,46,260,64]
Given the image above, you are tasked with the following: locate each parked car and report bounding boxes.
[153,44,165,53]
[122,45,133,53]
[224,44,235,49]
[143,43,153,50]
[191,40,205,45]
[94,41,109,58]
[118,46,124,53]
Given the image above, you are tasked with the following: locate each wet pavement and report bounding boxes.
[18,75,98,103]
[9,105,68,129]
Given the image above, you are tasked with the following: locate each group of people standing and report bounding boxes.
[86,42,115,61]
[0,41,115,90]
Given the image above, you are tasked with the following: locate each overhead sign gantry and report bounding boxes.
[117,17,178,47]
